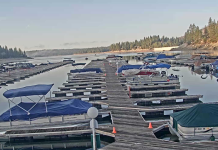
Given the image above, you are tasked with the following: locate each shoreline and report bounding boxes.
[35,49,153,57]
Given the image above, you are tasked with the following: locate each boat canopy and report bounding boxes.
[156,54,175,59]
[117,63,171,73]
[146,63,171,69]
[117,65,144,73]
[0,99,92,121]
[171,104,218,127]
[3,84,54,98]
[212,60,218,66]
[70,68,103,73]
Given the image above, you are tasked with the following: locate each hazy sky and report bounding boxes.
[0,0,218,51]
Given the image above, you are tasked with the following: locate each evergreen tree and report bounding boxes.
[0,45,27,58]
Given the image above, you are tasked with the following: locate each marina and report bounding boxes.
[3,1,218,149]
[0,53,218,149]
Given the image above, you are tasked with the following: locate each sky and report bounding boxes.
[0,0,218,51]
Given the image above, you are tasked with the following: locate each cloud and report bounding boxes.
[62,41,107,46]
[33,44,45,49]
[63,42,80,46]
[25,44,45,50]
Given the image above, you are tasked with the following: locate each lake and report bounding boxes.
[0,53,217,114]
[0,53,217,149]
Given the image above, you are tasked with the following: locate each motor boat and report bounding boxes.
[122,69,160,76]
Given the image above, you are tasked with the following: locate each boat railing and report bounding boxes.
[0,113,90,128]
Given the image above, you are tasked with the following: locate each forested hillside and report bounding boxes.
[26,17,218,57]
[110,36,183,51]
[184,17,218,44]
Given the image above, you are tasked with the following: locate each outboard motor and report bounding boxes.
[206,65,210,72]
[191,65,194,70]
[161,71,166,76]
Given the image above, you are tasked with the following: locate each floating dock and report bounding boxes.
[0,61,69,85]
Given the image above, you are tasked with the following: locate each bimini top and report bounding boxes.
[3,84,54,98]
[0,99,92,121]
[212,60,218,66]
[70,68,103,73]
[117,64,171,73]
[146,63,171,69]
[171,103,218,127]
[117,65,144,73]
[156,54,175,59]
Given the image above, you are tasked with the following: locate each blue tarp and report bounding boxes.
[3,84,54,98]
[0,99,92,121]
[70,68,103,73]
[146,63,171,69]
[117,65,144,73]
[156,54,175,59]
[212,60,218,66]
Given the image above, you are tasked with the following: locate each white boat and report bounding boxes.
[172,68,180,71]
[63,58,75,63]
[126,74,179,84]
[122,69,159,76]
[0,84,94,139]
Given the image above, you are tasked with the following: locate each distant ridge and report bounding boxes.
[26,47,109,57]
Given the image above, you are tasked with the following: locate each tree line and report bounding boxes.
[26,17,218,57]
[110,17,218,51]
[110,35,183,51]
[184,17,218,44]
[0,45,27,59]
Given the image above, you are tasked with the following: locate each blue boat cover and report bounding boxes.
[3,84,54,98]
[147,63,171,69]
[212,60,218,66]
[70,68,103,73]
[117,64,171,73]
[117,65,144,73]
[157,54,175,59]
[0,99,92,121]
